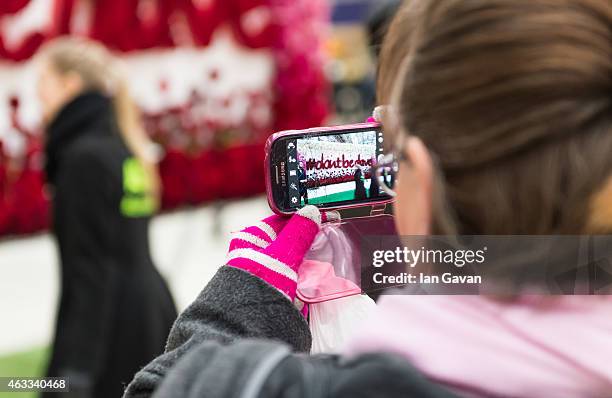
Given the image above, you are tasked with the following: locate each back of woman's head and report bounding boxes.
[380,0,612,234]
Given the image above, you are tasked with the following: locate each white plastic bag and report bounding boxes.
[309,294,377,354]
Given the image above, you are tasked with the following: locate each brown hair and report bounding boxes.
[379,0,612,234]
[39,37,160,203]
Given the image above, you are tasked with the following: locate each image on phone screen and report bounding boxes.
[282,128,390,209]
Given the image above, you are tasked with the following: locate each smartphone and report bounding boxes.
[265,123,394,214]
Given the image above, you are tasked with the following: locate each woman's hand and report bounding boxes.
[226,205,332,302]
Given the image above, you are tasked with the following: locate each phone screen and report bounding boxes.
[270,126,392,212]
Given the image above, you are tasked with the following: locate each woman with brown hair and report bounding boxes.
[37,37,177,398]
[125,1,612,397]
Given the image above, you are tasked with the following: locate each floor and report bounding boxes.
[0,196,270,356]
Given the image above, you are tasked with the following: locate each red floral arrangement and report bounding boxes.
[0,0,330,236]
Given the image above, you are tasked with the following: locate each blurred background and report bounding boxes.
[0,0,400,393]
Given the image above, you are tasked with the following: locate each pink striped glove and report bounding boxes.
[226,205,326,303]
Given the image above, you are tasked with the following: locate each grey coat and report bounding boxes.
[123,266,458,398]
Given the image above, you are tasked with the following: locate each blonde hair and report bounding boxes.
[40,36,161,205]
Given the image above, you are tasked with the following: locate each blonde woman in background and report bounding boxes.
[37,37,176,398]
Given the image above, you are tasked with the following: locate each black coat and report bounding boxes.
[44,92,177,398]
[124,267,459,398]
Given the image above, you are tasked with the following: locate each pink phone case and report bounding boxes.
[264,122,394,215]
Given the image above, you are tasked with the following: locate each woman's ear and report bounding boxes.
[63,71,85,97]
[587,175,612,232]
[394,136,433,235]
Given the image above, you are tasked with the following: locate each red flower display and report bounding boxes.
[0,0,30,17]
[175,0,229,47]
[86,0,175,51]
[0,0,330,236]
[229,0,278,49]
[158,149,191,209]
[3,140,50,234]
[0,142,9,235]
[188,149,224,203]
[218,144,265,198]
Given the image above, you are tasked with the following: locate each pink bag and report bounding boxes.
[297,214,395,353]
[297,214,396,303]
